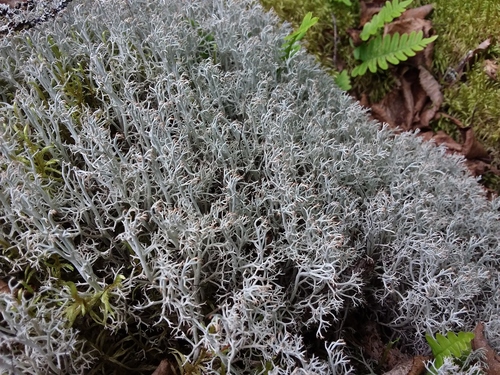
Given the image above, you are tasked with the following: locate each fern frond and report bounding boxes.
[360,0,413,41]
[352,31,438,77]
[425,331,475,372]
[334,70,352,91]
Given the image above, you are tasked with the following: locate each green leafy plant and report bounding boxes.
[425,331,475,374]
[188,19,218,63]
[350,0,437,77]
[352,31,438,77]
[281,12,318,60]
[64,274,125,327]
[170,347,227,375]
[360,0,413,41]
[334,70,352,91]
[8,122,62,181]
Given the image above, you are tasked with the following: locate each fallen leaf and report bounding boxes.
[151,359,176,375]
[371,87,412,130]
[384,18,432,37]
[401,73,416,127]
[472,322,500,375]
[370,67,442,131]
[465,159,491,176]
[359,1,385,27]
[425,131,463,153]
[483,59,498,80]
[460,127,490,160]
[449,39,491,83]
[418,67,442,109]
[399,4,434,20]
[0,279,10,294]
[435,112,466,128]
[347,28,363,46]
[383,356,429,375]
[418,66,443,127]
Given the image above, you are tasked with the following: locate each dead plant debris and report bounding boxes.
[472,322,500,375]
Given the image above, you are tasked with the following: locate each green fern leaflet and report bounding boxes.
[334,70,352,91]
[352,31,437,77]
[360,0,413,41]
[425,331,475,373]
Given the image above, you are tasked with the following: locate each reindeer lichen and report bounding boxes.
[0,0,499,374]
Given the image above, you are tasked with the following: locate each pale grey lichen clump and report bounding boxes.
[0,0,499,373]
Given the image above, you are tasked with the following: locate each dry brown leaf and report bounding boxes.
[359,1,385,27]
[0,279,10,294]
[465,160,490,176]
[383,356,429,375]
[435,112,466,128]
[399,4,434,20]
[418,66,443,127]
[472,322,500,375]
[360,93,370,108]
[460,127,490,160]
[371,87,412,130]
[428,131,463,153]
[483,59,498,80]
[401,76,416,126]
[383,359,414,375]
[411,87,429,126]
[151,359,177,375]
[418,131,435,142]
[418,66,442,109]
[384,18,432,37]
[371,67,437,131]
[452,39,492,80]
[396,69,429,127]
[347,28,363,46]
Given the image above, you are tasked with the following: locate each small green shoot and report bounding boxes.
[281,12,319,60]
[11,122,62,181]
[170,347,224,375]
[64,274,125,327]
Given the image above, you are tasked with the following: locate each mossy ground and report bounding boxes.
[260,0,500,192]
[426,0,500,190]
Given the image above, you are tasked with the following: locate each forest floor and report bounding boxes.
[261,0,500,196]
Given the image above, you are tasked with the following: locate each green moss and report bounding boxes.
[436,63,500,149]
[419,0,500,75]
[421,0,500,184]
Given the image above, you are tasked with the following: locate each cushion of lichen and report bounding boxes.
[1,0,500,373]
